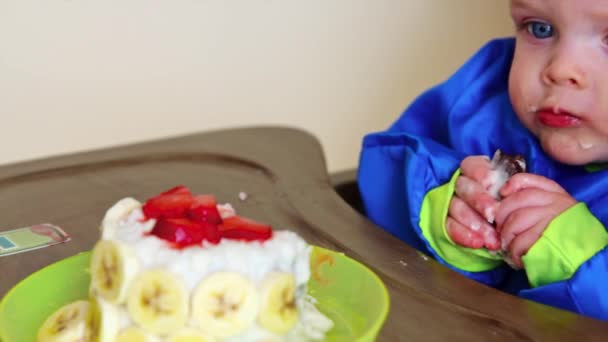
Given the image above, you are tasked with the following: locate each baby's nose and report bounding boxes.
[541,48,588,89]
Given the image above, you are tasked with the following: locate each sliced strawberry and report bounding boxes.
[200,221,222,244]
[160,185,192,196]
[191,194,216,206]
[219,215,273,241]
[142,186,273,245]
[151,218,206,247]
[142,187,194,219]
[188,194,223,225]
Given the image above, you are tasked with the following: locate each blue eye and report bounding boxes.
[527,21,554,39]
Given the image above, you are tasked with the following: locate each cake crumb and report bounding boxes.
[417,252,429,261]
[217,203,236,218]
[238,191,248,201]
[399,260,408,267]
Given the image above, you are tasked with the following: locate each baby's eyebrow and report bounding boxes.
[509,0,551,24]
[587,5,608,23]
[510,0,530,9]
[510,0,540,12]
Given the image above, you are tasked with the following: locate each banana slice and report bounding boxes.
[257,272,299,334]
[167,328,217,342]
[116,326,161,342]
[90,239,139,304]
[85,297,120,342]
[127,269,189,335]
[100,197,142,239]
[37,300,90,342]
[191,272,259,338]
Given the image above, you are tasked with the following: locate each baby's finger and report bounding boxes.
[449,196,488,232]
[500,173,566,198]
[455,176,500,223]
[482,226,501,251]
[460,155,495,189]
[507,219,551,268]
[495,188,554,227]
[448,197,500,250]
[499,206,546,249]
[446,217,484,249]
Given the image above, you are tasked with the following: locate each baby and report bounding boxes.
[358,0,608,320]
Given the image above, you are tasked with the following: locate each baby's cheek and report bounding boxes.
[594,143,608,162]
[585,121,608,162]
[539,130,605,165]
[511,103,537,136]
[541,134,574,163]
[508,70,539,134]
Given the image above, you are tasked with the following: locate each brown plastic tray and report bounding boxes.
[1,126,606,341]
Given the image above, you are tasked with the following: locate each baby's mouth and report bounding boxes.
[536,107,580,128]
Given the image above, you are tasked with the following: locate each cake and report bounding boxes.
[487,149,526,199]
[487,150,527,268]
[37,186,333,342]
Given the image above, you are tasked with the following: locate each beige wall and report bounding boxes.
[0,1,513,172]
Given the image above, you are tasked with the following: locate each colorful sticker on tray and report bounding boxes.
[0,224,70,257]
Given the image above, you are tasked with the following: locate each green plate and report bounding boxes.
[0,246,389,341]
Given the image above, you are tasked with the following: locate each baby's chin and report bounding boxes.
[539,131,608,165]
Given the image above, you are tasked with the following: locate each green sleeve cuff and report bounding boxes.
[523,203,608,287]
[419,169,503,272]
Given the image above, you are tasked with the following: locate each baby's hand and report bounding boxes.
[495,173,577,268]
[446,156,501,250]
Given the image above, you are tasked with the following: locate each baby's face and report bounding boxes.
[508,0,608,164]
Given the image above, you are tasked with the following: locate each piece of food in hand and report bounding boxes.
[487,150,526,199]
[484,150,526,268]
[38,185,333,342]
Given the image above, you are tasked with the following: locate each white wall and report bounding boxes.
[0,0,513,172]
